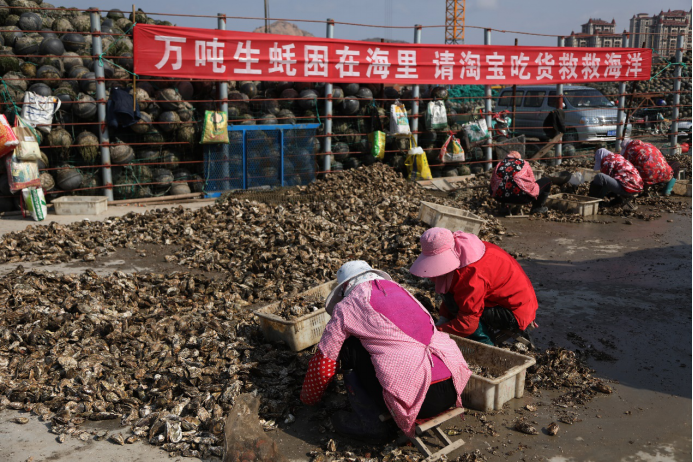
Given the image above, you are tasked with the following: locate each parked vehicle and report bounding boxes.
[495,85,632,143]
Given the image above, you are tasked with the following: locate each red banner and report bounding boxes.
[133,24,652,85]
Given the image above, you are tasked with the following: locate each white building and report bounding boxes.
[629,9,691,58]
[567,18,624,48]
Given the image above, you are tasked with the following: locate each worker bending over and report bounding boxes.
[490,151,552,215]
[300,261,472,440]
[410,228,538,347]
[620,138,679,196]
[590,148,644,210]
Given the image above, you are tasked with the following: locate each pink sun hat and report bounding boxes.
[410,227,486,278]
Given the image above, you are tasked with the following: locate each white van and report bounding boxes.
[495,85,632,143]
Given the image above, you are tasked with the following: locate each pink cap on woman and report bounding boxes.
[409,227,486,278]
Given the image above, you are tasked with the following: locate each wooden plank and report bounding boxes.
[417,174,475,187]
[412,436,433,457]
[109,198,216,207]
[446,174,476,184]
[416,407,464,433]
[432,426,454,446]
[530,134,563,160]
[423,437,466,462]
[430,179,456,192]
[107,193,203,205]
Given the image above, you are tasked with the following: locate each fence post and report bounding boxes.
[89,8,113,201]
[511,38,518,133]
[411,25,422,143]
[279,129,284,187]
[483,29,492,171]
[218,13,230,191]
[615,33,629,152]
[218,14,228,116]
[322,19,335,173]
[555,36,564,166]
[669,34,684,155]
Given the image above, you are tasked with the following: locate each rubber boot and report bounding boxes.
[466,322,495,346]
[331,372,394,442]
[530,206,548,215]
[622,196,638,211]
[605,196,624,208]
[663,177,676,196]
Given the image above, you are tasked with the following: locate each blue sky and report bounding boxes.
[67,1,690,46]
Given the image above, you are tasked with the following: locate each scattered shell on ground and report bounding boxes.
[514,420,538,435]
[547,422,560,436]
[593,382,613,394]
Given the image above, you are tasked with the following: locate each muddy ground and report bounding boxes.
[0,200,690,462]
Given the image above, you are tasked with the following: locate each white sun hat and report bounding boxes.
[325,260,391,315]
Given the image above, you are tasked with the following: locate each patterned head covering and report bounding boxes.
[594,148,612,171]
[506,151,522,159]
[620,138,633,156]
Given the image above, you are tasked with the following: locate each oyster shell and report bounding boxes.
[514,420,538,435]
[547,421,560,436]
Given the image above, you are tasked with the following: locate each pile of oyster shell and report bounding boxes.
[524,347,613,407]
[276,293,325,320]
[0,163,616,460]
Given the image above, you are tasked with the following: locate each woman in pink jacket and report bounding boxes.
[300,261,471,441]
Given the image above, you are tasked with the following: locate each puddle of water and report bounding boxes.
[545,237,625,256]
[103,260,126,266]
[621,444,677,462]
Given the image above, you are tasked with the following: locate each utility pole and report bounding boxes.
[264,0,270,33]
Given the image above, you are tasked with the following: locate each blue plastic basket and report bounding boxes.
[203,123,319,191]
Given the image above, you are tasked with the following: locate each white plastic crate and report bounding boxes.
[52,196,107,215]
[254,280,337,352]
[672,180,691,196]
[546,194,601,216]
[579,168,598,183]
[419,201,486,235]
[450,335,536,412]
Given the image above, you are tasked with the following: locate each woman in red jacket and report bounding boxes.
[410,227,538,346]
[590,148,644,210]
[620,138,679,195]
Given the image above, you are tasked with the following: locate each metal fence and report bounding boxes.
[0,5,689,211]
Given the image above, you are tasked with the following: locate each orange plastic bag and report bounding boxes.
[0,114,19,159]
